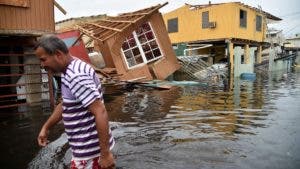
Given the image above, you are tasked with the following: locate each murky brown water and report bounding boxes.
[1,68,300,169]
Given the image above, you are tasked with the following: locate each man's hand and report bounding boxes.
[37,127,49,147]
[37,103,63,147]
[99,151,115,169]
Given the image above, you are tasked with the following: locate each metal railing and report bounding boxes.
[0,53,54,109]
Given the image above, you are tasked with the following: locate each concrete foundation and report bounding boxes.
[272,59,292,72]
[24,49,42,104]
[233,46,255,77]
[295,51,300,65]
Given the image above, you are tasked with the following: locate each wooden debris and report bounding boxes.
[101,68,118,74]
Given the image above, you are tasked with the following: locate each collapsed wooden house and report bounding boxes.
[75,3,181,81]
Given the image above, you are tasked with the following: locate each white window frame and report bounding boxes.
[121,22,164,70]
[121,36,145,69]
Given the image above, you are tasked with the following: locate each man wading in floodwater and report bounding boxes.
[35,35,115,169]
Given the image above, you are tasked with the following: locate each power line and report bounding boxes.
[284,22,300,34]
[279,11,300,17]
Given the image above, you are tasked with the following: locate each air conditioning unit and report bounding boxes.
[209,22,216,28]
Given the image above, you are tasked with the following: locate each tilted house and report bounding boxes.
[76,3,181,81]
[163,2,281,77]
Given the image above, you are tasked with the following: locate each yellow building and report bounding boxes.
[163,2,281,43]
[163,2,281,77]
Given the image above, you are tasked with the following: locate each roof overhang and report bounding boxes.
[0,29,54,36]
[186,2,282,21]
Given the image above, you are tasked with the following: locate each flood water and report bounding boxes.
[1,68,300,169]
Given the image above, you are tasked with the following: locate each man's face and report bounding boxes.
[35,47,61,73]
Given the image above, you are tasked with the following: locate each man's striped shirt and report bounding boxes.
[61,59,114,160]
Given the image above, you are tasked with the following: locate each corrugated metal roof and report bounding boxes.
[186,1,282,21]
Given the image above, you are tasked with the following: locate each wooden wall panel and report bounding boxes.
[0,0,54,35]
[149,13,181,79]
[120,65,153,81]
[152,57,181,80]
[101,11,180,80]
[0,0,30,7]
[95,40,115,68]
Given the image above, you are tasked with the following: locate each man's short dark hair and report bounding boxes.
[35,34,69,55]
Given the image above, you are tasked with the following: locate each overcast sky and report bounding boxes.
[54,0,300,38]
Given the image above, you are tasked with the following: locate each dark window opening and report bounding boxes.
[167,18,178,33]
[202,11,209,29]
[256,15,262,31]
[241,55,245,64]
[240,10,247,28]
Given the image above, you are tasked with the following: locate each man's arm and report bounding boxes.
[88,99,115,168]
[37,102,63,146]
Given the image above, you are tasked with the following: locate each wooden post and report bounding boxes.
[245,44,250,64]
[227,41,234,90]
[229,74,234,90]
[48,72,55,108]
[228,41,234,76]
[257,45,262,64]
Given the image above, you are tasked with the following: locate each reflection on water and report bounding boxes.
[0,104,65,169]
[110,69,300,169]
[1,69,300,169]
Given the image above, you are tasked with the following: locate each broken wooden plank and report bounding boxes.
[0,0,30,7]
[101,68,117,74]
[76,25,103,41]
[91,66,111,78]
[103,32,119,41]
[99,19,134,23]
[85,37,93,46]
[71,33,83,47]
[124,76,147,82]
[54,1,67,15]
[87,23,122,32]
[118,13,149,17]
[140,83,173,90]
